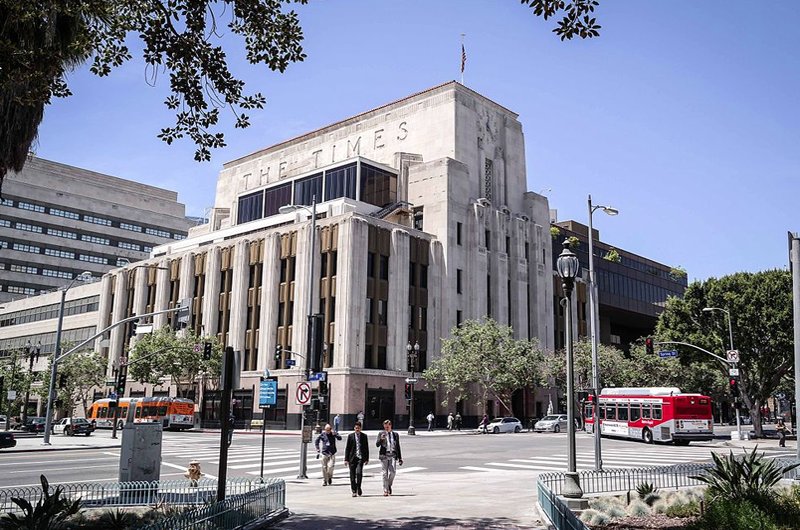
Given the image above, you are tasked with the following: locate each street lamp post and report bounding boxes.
[702,307,742,440]
[279,196,318,480]
[42,271,94,445]
[21,341,41,425]
[556,240,584,500]
[587,195,618,471]
[407,341,419,435]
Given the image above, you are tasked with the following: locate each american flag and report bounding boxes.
[461,44,467,74]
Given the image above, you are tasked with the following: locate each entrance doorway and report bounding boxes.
[365,388,395,430]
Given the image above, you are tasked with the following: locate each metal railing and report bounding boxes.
[0,477,267,515]
[139,480,286,530]
[537,478,588,530]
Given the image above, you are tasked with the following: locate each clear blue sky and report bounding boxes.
[35,1,799,282]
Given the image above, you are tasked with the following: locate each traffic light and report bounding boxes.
[404,384,412,401]
[274,344,283,364]
[730,378,738,394]
[646,337,654,356]
[59,374,67,389]
[203,342,213,361]
[117,365,127,396]
[319,380,328,396]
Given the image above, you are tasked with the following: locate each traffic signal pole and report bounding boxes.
[789,233,800,460]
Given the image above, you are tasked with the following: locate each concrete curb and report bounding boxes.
[533,500,556,530]
[2,444,121,454]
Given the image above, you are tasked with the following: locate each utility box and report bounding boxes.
[119,422,163,483]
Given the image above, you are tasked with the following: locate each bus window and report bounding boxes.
[135,407,142,418]
[618,405,629,422]
[630,404,641,422]
[642,405,651,419]
[653,404,663,420]
[584,404,593,419]
[100,407,107,419]
[120,406,128,418]
[158,406,168,416]
[606,406,617,421]
[599,405,605,419]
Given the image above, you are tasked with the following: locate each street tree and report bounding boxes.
[0,351,34,419]
[543,338,632,395]
[0,0,602,194]
[127,327,223,397]
[36,349,106,416]
[423,318,546,416]
[656,269,794,437]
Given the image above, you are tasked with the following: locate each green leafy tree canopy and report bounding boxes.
[36,348,106,416]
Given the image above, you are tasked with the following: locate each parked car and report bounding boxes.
[52,417,94,436]
[0,431,16,449]
[534,414,570,433]
[483,417,523,434]
[21,417,47,433]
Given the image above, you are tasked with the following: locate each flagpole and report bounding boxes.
[460,33,466,84]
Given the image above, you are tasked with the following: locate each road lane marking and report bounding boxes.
[161,461,216,480]
[7,464,118,474]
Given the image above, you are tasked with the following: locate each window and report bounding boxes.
[525,242,529,260]
[42,269,73,279]
[484,159,493,200]
[237,190,264,224]
[367,252,376,278]
[413,207,423,231]
[15,222,42,233]
[418,306,427,330]
[377,299,387,326]
[264,182,292,217]
[506,236,511,254]
[605,405,616,421]
[456,269,463,294]
[84,215,112,226]
[456,310,463,327]
[1,199,13,207]
[82,235,110,245]
[653,404,662,420]
[409,262,415,286]
[617,405,629,422]
[143,246,153,253]
[324,162,357,201]
[7,286,36,295]
[12,243,40,254]
[173,234,186,240]
[379,255,389,280]
[120,223,142,232]
[294,173,323,207]
[630,404,641,422]
[642,405,651,419]
[485,230,490,250]
[10,264,37,274]
[80,254,108,265]
[456,222,463,245]
[420,265,428,288]
[366,298,373,323]
[18,201,45,213]
[48,228,77,240]
[50,208,80,220]
[359,163,397,207]
[145,227,171,238]
[118,241,141,251]
[45,249,75,259]
[0,219,9,228]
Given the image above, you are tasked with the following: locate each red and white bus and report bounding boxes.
[584,387,713,445]
[87,397,195,431]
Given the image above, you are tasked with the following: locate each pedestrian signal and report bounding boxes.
[645,338,654,356]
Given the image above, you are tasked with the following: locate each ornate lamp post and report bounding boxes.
[556,240,584,501]
[407,341,419,435]
[21,341,41,424]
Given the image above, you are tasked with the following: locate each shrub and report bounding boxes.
[590,512,610,526]
[550,226,561,240]
[589,498,610,513]
[636,482,658,499]
[627,499,650,517]
[643,492,661,506]
[0,475,81,530]
[651,499,669,514]
[686,498,778,530]
[567,236,580,249]
[605,504,626,519]
[579,509,598,523]
[690,447,799,505]
[665,500,700,518]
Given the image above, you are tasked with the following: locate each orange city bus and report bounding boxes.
[87,397,195,431]
[585,387,714,445]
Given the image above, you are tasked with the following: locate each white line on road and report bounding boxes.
[161,461,217,480]
[7,464,118,474]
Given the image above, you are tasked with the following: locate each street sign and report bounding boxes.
[259,380,277,408]
[134,324,154,334]
[193,343,201,352]
[729,368,740,377]
[295,382,312,406]
[109,392,117,399]
[285,359,296,367]
[7,391,16,400]
[106,380,116,387]
[119,356,127,366]
[658,350,679,358]
[308,372,327,382]
[726,350,740,363]
[405,378,418,384]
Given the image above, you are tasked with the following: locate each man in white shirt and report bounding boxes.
[376,419,403,496]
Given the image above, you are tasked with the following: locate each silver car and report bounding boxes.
[534,414,569,433]
[484,417,523,434]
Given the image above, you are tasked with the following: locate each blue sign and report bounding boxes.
[308,372,327,382]
[658,350,679,358]
[285,359,296,367]
[259,380,277,407]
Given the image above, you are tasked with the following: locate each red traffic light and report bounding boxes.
[645,338,654,355]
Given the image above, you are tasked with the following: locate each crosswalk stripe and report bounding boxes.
[459,466,505,472]
[396,466,426,474]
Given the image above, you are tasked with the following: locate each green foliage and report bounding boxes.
[627,499,651,517]
[665,500,700,517]
[0,475,81,529]
[567,236,580,249]
[603,248,621,263]
[685,496,796,530]
[520,0,601,41]
[690,448,799,505]
[0,351,34,417]
[423,318,545,413]
[643,492,661,507]
[128,327,223,397]
[636,482,658,499]
[550,226,561,239]
[657,269,794,435]
[35,348,105,416]
[579,508,597,523]
[670,266,688,281]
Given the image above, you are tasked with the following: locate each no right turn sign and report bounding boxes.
[295,381,311,406]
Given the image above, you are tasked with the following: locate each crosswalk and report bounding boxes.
[105,436,427,482]
[460,444,794,474]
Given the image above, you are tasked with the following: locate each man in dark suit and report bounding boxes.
[376,419,403,496]
[344,422,369,497]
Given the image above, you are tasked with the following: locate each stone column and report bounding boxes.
[429,240,445,363]
[178,252,195,301]
[202,247,222,336]
[96,274,113,346]
[387,229,410,371]
[229,240,250,354]
[259,233,281,372]
[334,216,368,368]
[152,258,170,329]
[292,219,321,370]
[108,273,128,371]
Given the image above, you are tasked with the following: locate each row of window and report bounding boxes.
[4,262,85,281]
[1,215,160,252]
[0,326,97,357]
[3,238,135,266]
[0,296,101,327]
[585,403,664,422]
[1,198,187,240]
[596,269,683,306]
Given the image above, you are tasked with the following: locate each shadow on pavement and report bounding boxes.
[274,512,537,529]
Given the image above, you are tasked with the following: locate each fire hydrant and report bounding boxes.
[185,459,203,486]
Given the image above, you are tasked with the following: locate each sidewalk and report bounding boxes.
[3,431,122,453]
